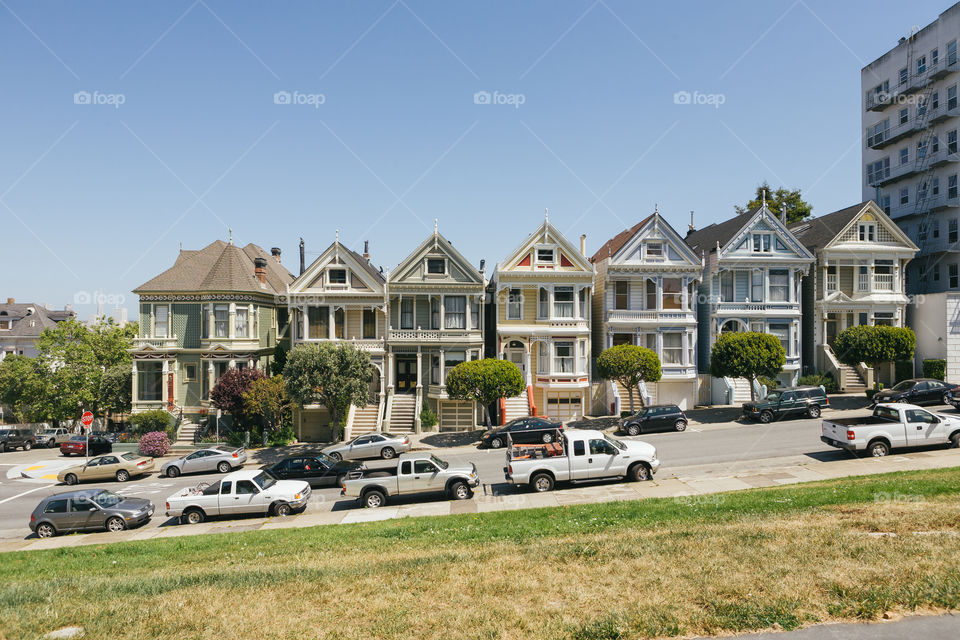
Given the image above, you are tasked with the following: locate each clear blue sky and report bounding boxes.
[0,0,951,319]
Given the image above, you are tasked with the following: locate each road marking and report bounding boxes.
[24,465,44,471]
[0,485,48,505]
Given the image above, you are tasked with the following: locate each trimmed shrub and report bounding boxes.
[895,359,915,383]
[420,406,438,430]
[922,358,947,381]
[130,409,172,435]
[138,431,170,457]
[798,372,838,394]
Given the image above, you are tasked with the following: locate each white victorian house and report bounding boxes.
[591,209,702,411]
[685,203,815,404]
[790,201,918,390]
[489,216,594,423]
[384,225,487,432]
[287,238,388,441]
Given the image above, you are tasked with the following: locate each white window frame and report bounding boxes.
[425,258,447,276]
[662,332,682,365]
[327,268,348,286]
[645,242,663,259]
[858,222,876,242]
[534,245,556,266]
[506,288,522,320]
[154,304,169,338]
[553,341,574,374]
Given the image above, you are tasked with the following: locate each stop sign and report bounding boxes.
[81,411,94,427]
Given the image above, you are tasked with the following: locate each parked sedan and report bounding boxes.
[619,405,688,435]
[60,435,112,457]
[871,378,959,407]
[160,445,246,478]
[480,417,563,449]
[58,453,155,485]
[260,453,363,488]
[322,433,411,461]
[29,489,154,538]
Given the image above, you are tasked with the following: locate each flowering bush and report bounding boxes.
[138,431,170,457]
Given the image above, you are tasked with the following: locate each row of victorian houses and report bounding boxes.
[127,199,919,439]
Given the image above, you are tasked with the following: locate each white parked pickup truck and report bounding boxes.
[505,428,660,492]
[340,452,479,508]
[821,403,960,457]
[165,469,310,524]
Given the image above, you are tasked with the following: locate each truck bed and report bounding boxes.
[825,416,897,427]
[508,442,564,461]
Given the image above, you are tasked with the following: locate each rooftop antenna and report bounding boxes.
[434,219,438,234]
[654,203,659,215]
[335,229,339,243]
[544,207,549,222]
[228,228,233,245]
[762,189,767,207]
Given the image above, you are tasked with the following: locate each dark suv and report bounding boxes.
[619,405,687,436]
[742,386,829,423]
[0,429,35,452]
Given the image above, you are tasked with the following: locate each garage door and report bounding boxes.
[439,401,474,431]
[545,393,583,423]
[300,408,333,442]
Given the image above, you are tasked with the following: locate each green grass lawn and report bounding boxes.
[2,467,960,640]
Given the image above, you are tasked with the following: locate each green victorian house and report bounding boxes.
[129,239,293,426]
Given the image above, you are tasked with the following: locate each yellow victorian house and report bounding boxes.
[489,214,595,423]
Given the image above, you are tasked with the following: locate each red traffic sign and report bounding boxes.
[80,411,94,427]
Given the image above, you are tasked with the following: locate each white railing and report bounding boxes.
[606,309,694,322]
[388,329,483,342]
[715,302,794,312]
[874,273,894,291]
[826,274,838,293]
[133,336,178,349]
[857,273,870,291]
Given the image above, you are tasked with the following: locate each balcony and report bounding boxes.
[715,301,797,313]
[544,318,589,330]
[200,336,261,351]
[297,337,385,353]
[606,309,695,323]
[866,119,920,149]
[132,336,178,350]
[874,273,894,291]
[388,329,483,343]
[867,159,924,188]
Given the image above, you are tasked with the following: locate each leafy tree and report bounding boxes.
[596,345,662,413]
[445,359,525,427]
[709,332,785,401]
[35,318,136,423]
[100,364,133,416]
[210,367,267,425]
[271,341,288,376]
[735,181,812,224]
[283,342,372,439]
[832,326,916,377]
[0,355,47,423]
[242,375,292,435]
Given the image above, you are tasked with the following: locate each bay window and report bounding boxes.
[662,333,682,365]
[444,296,466,329]
[538,341,549,374]
[137,363,162,401]
[308,306,328,339]
[614,281,628,309]
[470,298,480,328]
[400,299,414,330]
[769,323,790,356]
[334,308,344,338]
[769,269,789,302]
[662,278,682,309]
[214,305,229,338]
[507,289,522,319]
[720,271,734,302]
[554,287,574,317]
[578,287,587,318]
[154,305,168,338]
[539,287,549,318]
[235,307,248,338]
[430,298,440,329]
[645,279,657,310]
[362,309,376,339]
[554,341,574,373]
[751,270,764,302]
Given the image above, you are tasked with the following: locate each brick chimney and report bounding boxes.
[363,240,370,260]
[254,257,268,285]
[270,247,282,264]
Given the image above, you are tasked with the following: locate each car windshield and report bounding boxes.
[120,452,138,461]
[252,471,277,490]
[429,455,449,470]
[91,490,123,508]
[40,430,56,435]
[606,436,626,450]
[316,452,337,465]
[0,430,10,436]
[892,381,914,391]
[765,392,781,401]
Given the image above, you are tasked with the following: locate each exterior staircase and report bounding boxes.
[351,402,381,436]
[503,392,530,423]
[729,378,752,404]
[614,380,657,413]
[836,364,867,393]
[387,394,416,432]
[175,420,199,446]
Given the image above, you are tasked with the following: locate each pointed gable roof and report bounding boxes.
[134,239,293,295]
[498,217,593,275]
[789,200,918,252]
[684,204,814,260]
[592,210,702,267]
[390,228,484,285]
[289,240,385,294]
[590,214,654,263]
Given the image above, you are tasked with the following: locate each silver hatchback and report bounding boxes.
[161,445,246,478]
[322,433,411,461]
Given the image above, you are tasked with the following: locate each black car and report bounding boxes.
[742,386,830,423]
[871,378,959,407]
[481,417,563,449]
[619,405,687,436]
[0,429,35,452]
[260,453,363,488]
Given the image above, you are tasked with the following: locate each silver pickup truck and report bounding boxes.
[340,452,480,508]
[822,402,960,457]
[165,469,310,524]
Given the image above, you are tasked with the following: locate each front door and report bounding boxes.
[825,318,837,346]
[507,350,525,377]
[396,358,417,393]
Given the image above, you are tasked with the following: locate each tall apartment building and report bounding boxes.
[862,2,960,293]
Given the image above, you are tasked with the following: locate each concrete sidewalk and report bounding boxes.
[700,613,959,639]
[3,444,958,554]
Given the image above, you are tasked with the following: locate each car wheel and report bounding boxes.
[64,473,78,486]
[273,502,293,517]
[35,522,56,538]
[217,462,231,474]
[0,443,5,453]
[807,406,821,419]
[950,432,960,448]
[759,410,773,424]
[105,516,126,533]
[166,466,181,478]
[329,452,342,462]
[629,463,652,482]
[183,508,205,525]
[23,441,31,451]
[541,432,554,444]
[674,419,687,432]
[944,393,952,406]
[363,489,386,508]
[868,440,890,457]
[449,481,471,500]
[626,424,641,436]
[530,472,554,493]
[115,469,130,482]
[48,440,56,448]
[380,447,396,460]
[489,437,504,449]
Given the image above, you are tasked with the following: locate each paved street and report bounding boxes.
[705,613,960,639]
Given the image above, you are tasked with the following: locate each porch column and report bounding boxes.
[655,277,662,310]
[207,304,215,339]
[247,304,255,338]
[439,349,446,388]
[207,361,215,400]
[328,305,335,340]
[416,348,422,388]
[131,361,139,404]
[681,331,689,366]
[301,305,309,340]
[524,346,532,385]
[228,359,237,369]
[607,329,613,349]
[681,278,689,310]
[386,351,394,388]
[439,295,445,330]
[228,303,236,339]
[161,360,169,405]
[465,296,471,330]
[573,286,580,318]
